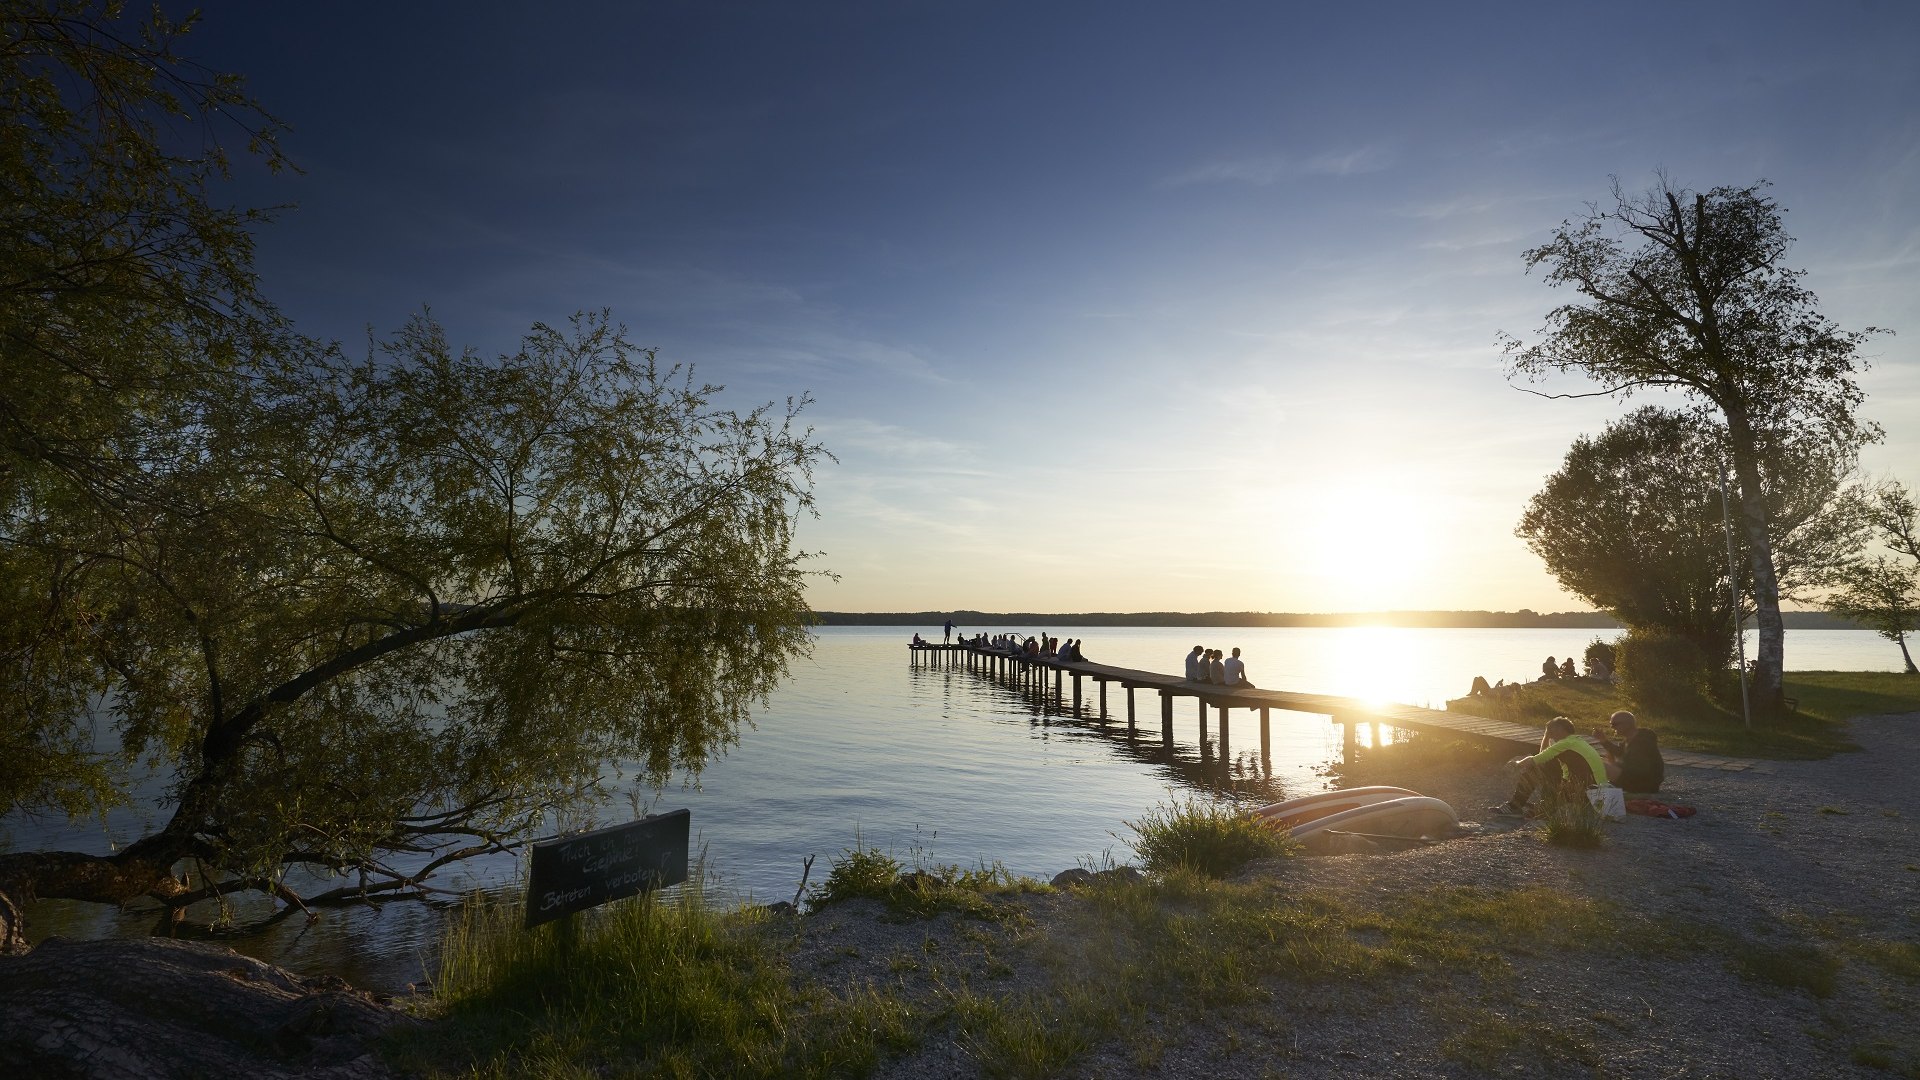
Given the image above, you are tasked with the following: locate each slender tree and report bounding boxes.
[1504,178,1884,716]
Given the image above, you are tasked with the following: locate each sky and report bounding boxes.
[183,1,1920,614]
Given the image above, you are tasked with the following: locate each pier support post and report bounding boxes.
[1198,700,1209,760]
[1054,668,1063,706]
[1259,707,1271,772]
[1160,691,1173,746]
[1339,715,1357,762]
[1219,706,1230,765]
[1098,679,1107,718]
[1072,673,1081,715]
[1127,687,1136,728]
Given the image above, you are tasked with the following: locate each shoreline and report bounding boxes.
[8,711,1915,1077]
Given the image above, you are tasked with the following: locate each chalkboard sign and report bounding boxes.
[524,810,690,928]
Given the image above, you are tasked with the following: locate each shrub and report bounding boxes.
[812,845,902,907]
[1582,637,1617,678]
[810,845,1038,918]
[1616,630,1711,715]
[1126,796,1295,877]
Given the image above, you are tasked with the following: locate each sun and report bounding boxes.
[1295,484,1436,610]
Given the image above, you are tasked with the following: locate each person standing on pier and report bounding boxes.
[943,619,954,644]
[1186,645,1205,681]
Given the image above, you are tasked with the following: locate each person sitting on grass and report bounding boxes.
[1490,716,1605,817]
[1594,709,1664,793]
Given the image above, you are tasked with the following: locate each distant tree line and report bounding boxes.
[814,610,1868,629]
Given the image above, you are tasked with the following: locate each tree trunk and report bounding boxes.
[1899,633,1918,676]
[0,836,193,911]
[1728,416,1785,720]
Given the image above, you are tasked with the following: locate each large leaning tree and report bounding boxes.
[0,1,828,940]
[1503,178,1884,717]
[2,313,826,921]
[1518,406,1867,672]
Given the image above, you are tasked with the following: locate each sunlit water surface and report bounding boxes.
[6,625,1901,990]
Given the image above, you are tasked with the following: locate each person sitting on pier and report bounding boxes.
[1207,649,1227,685]
[1069,639,1088,662]
[912,633,925,646]
[1186,645,1206,681]
[1594,710,1663,793]
[1223,647,1254,688]
[1490,716,1605,817]
[1055,638,1073,662]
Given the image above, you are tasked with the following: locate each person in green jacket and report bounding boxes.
[1489,716,1605,817]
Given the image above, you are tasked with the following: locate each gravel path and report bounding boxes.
[789,712,1920,1079]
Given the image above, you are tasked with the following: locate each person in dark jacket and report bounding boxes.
[1596,710,1663,792]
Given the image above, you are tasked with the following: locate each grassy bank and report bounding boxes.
[1444,670,1920,760]
[386,858,1920,1078]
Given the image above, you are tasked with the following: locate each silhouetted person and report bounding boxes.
[1595,710,1663,792]
[1559,657,1576,680]
[1186,645,1205,681]
[1541,656,1559,681]
[1223,647,1253,688]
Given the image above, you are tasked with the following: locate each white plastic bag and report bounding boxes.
[1587,785,1626,822]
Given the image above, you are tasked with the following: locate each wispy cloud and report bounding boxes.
[1160,144,1394,188]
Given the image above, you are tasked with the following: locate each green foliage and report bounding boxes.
[1583,636,1617,677]
[1125,796,1295,877]
[401,885,918,1078]
[1517,408,1863,671]
[810,845,1042,919]
[1616,629,1713,715]
[1504,178,1884,705]
[1728,939,1842,999]
[4,310,827,904]
[1,0,291,826]
[1827,480,1920,674]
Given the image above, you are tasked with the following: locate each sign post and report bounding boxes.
[525,810,691,930]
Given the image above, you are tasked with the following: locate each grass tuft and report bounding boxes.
[1542,789,1606,849]
[810,844,1045,919]
[1125,795,1296,877]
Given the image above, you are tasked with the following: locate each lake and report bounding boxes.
[7,624,1904,990]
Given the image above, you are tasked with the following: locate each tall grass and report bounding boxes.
[395,880,918,1078]
[1126,796,1296,877]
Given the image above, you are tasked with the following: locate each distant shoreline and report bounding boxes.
[812,609,1865,630]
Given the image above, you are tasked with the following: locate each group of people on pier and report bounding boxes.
[1185,645,1255,688]
[918,629,1091,664]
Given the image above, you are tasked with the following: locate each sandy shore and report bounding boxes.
[792,712,1920,1079]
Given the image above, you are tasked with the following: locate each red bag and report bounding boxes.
[1626,799,1696,819]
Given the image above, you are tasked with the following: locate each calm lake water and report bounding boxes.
[7,625,1903,990]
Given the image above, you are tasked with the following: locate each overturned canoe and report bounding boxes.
[1252,786,1419,829]
[1286,796,1460,842]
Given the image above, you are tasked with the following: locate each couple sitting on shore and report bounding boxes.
[1491,710,1663,817]
[1185,645,1254,688]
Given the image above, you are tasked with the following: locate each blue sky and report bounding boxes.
[192,1,1920,612]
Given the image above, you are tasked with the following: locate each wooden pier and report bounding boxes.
[907,642,1774,774]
